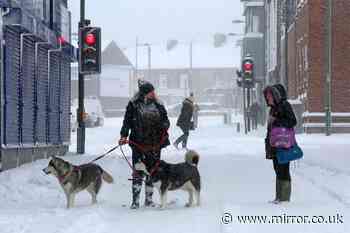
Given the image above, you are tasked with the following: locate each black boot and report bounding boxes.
[182,133,189,149]
[182,140,187,149]
[144,178,156,207]
[130,177,142,209]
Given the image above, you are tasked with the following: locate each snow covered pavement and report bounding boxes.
[0,116,349,233]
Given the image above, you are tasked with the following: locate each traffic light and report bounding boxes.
[79,26,101,74]
[241,55,254,87]
[236,70,243,87]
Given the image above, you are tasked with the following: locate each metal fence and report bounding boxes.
[0,5,73,171]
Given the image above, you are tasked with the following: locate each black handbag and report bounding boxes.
[265,137,274,160]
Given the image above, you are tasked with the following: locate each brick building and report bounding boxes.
[266,0,350,133]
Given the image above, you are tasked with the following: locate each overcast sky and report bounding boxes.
[68,0,244,67]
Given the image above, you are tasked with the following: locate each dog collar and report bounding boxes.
[58,171,70,183]
[58,166,79,183]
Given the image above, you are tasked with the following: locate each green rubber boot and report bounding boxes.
[269,179,282,204]
[280,180,291,202]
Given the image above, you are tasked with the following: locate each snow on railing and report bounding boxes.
[303,112,350,117]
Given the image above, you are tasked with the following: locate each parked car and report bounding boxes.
[167,102,227,117]
[71,96,105,128]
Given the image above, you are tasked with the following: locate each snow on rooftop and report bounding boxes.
[70,38,241,69]
[124,42,240,70]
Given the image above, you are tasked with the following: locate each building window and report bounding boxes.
[304,45,308,71]
[159,73,167,89]
[214,73,224,88]
[180,73,189,89]
[252,16,259,33]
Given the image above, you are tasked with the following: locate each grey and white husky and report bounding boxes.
[136,150,201,208]
[43,156,114,209]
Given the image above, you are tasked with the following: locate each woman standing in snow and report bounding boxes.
[264,84,297,203]
[119,80,170,209]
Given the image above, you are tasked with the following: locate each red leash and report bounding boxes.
[125,130,168,153]
[56,145,121,182]
[120,130,168,181]
[119,145,144,180]
[120,145,161,181]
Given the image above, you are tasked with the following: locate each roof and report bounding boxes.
[124,42,240,69]
[102,41,133,66]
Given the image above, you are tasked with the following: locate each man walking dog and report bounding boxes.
[119,80,170,209]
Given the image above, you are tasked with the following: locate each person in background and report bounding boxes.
[192,94,200,129]
[173,93,195,149]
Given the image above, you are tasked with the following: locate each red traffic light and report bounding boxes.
[85,33,96,46]
[243,62,253,72]
[58,36,66,45]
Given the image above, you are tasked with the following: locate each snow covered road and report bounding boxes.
[0,117,349,233]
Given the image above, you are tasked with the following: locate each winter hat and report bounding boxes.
[273,84,287,101]
[263,84,287,106]
[263,86,274,106]
[138,80,155,95]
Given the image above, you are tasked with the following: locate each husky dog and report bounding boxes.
[136,150,201,208]
[43,156,114,209]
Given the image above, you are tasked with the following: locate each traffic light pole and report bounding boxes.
[247,87,251,132]
[241,55,254,134]
[325,0,332,136]
[77,0,86,154]
[242,80,247,134]
[148,45,151,80]
[189,41,193,93]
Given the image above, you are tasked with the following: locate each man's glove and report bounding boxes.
[118,137,128,145]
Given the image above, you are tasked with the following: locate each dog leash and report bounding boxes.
[119,145,145,181]
[123,129,168,154]
[118,131,167,181]
[86,145,121,164]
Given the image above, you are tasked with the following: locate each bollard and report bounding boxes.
[236,122,241,133]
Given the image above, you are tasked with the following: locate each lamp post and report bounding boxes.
[227,33,244,124]
[136,42,152,81]
[189,41,193,93]
[145,43,151,80]
[166,39,193,95]
[135,37,138,80]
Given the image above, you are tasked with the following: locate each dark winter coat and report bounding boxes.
[120,93,170,149]
[264,84,297,159]
[176,98,194,131]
